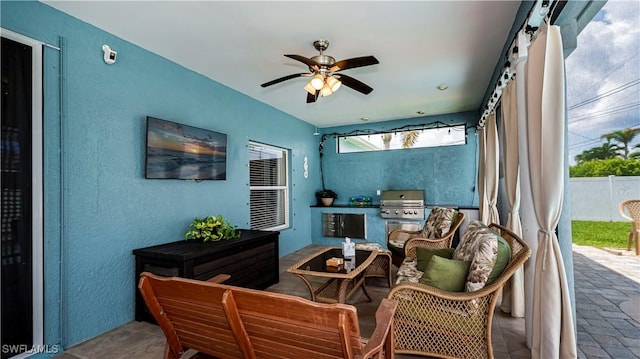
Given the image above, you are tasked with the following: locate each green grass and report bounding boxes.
[571,220,632,248]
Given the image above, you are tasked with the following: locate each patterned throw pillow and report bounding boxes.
[422,207,458,238]
[453,220,498,292]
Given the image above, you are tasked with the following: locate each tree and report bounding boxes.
[382,133,393,149]
[401,130,419,148]
[574,139,618,164]
[601,127,640,159]
[574,127,640,164]
[569,158,640,177]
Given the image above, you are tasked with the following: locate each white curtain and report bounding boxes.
[485,112,500,225]
[477,127,488,223]
[500,79,525,317]
[526,22,577,359]
[514,29,540,347]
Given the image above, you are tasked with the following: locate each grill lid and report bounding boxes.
[380,190,425,206]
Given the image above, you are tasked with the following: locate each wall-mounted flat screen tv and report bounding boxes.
[145,117,227,180]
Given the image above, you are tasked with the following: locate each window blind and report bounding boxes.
[249,143,288,230]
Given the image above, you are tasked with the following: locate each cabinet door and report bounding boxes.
[322,213,340,237]
[322,213,366,239]
[341,214,366,239]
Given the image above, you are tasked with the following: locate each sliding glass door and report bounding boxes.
[1,31,43,359]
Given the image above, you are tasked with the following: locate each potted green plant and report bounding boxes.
[316,189,338,206]
[184,214,241,242]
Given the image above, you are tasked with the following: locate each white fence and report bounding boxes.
[569,176,640,221]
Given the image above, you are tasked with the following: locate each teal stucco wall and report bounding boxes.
[319,112,480,208]
[1,1,481,353]
[1,0,321,350]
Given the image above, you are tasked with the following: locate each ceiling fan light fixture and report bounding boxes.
[310,74,325,90]
[326,76,342,92]
[304,82,317,95]
[320,83,333,97]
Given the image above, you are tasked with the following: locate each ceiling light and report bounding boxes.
[304,82,317,95]
[326,76,342,92]
[310,74,324,90]
[320,83,333,97]
[437,84,448,91]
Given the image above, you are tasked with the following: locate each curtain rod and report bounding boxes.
[477,0,563,129]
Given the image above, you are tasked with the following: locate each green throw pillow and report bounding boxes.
[416,247,455,272]
[487,234,511,284]
[419,255,471,292]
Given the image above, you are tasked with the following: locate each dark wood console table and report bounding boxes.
[133,229,279,322]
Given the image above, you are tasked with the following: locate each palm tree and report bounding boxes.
[401,130,420,148]
[631,144,640,159]
[382,133,393,149]
[574,140,618,164]
[601,128,640,159]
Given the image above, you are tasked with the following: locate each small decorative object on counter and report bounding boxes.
[316,189,338,206]
[349,195,372,206]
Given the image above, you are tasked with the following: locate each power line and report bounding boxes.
[568,124,640,150]
[569,138,601,150]
[568,102,640,124]
[568,136,599,150]
[569,131,598,141]
[568,132,602,149]
[567,79,640,111]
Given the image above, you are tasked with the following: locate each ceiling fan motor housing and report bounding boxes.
[312,40,335,69]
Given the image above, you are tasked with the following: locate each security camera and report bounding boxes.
[102,45,117,64]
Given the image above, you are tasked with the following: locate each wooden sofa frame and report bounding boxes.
[138,272,398,359]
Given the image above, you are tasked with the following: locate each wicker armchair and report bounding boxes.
[619,199,640,255]
[387,211,465,267]
[387,223,531,359]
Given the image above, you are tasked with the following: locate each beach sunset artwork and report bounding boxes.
[145,117,227,180]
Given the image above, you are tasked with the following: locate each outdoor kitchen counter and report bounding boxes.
[309,205,479,249]
[311,204,478,209]
[310,204,380,208]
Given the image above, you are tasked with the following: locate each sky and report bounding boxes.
[565,0,640,164]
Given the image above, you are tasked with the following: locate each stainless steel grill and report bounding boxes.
[379,190,425,220]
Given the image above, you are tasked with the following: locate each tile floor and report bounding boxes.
[53,244,639,359]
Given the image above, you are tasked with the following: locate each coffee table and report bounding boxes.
[287,246,378,304]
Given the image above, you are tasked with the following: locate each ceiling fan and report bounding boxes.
[261,39,379,103]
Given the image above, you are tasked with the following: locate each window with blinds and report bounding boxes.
[249,142,289,231]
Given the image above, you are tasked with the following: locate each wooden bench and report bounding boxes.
[138,272,397,359]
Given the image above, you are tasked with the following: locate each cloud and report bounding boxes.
[565,0,640,163]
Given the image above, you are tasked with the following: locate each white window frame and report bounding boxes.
[248,142,290,231]
[337,125,467,153]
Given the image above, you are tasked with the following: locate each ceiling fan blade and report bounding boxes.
[261,73,310,88]
[306,91,318,103]
[330,56,379,72]
[337,74,374,95]
[285,54,320,71]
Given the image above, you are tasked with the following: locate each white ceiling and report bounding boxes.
[42,1,521,128]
